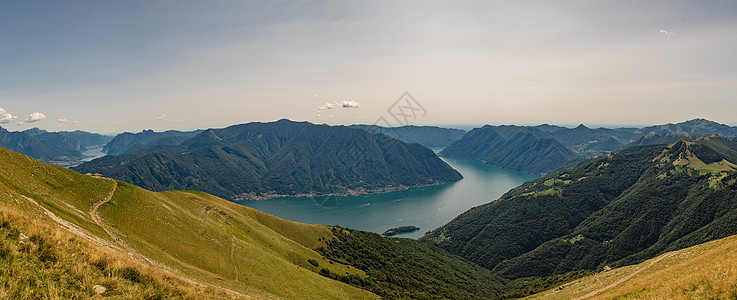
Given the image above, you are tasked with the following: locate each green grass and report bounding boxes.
[0,148,114,240]
[0,147,376,299]
[101,182,373,299]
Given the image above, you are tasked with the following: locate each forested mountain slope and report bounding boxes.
[103,129,202,155]
[75,119,462,200]
[425,136,737,281]
[440,125,578,175]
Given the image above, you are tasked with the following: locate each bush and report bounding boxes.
[307,259,319,267]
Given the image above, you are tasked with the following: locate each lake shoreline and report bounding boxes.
[231,181,455,201]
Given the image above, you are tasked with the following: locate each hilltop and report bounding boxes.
[349,124,467,148]
[103,129,202,156]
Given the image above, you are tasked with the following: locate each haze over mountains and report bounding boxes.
[0,125,112,164]
[441,118,737,175]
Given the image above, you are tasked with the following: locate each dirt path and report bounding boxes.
[574,252,674,299]
[21,195,111,247]
[89,179,152,265]
[231,235,239,282]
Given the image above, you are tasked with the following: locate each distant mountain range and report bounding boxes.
[423,135,737,280]
[441,118,737,175]
[0,126,112,163]
[74,120,462,200]
[349,124,466,148]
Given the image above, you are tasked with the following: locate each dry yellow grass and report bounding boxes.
[0,205,243,299]
[527,234,737,299]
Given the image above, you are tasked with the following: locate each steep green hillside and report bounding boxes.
[350,124,467,148]
[424,137,737,282]
[0,146,376,299]
[317,227,505,299]
[76,119,462,200]
[441,125,578,175]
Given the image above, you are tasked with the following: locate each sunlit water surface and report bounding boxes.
[236,157,537,239]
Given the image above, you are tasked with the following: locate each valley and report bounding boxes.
[4,121,737,299]
[5,2,737,298]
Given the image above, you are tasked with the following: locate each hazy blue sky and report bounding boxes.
[1,1,736,133]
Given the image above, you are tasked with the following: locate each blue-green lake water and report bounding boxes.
[236,157,537,239]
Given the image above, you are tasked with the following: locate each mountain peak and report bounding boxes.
[574,124,588,130]
[681,118,719,126]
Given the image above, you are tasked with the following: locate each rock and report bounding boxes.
[93,285,107,295]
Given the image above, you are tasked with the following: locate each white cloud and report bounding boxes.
[318,102,334,110]
[58,118,69,123]
[341,100,361,108]
[659,29,675,36]
[0,107,18,124]
[73,120,80,124]
[25,112,46,123]
[156,113,181,122]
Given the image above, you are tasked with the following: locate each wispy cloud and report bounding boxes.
[341,101,361,108]
[318,102,334,110]
[659,29,675,36]
[0,107,18,124]
[156,113,181,122]
[57,118,69,123]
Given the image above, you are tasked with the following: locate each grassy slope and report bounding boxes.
[0,206,239,299]
[527,233,737,299]
[102,183,372,299]
[0,147,376,299]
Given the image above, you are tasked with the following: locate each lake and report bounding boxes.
[236,157,537,239]
[81,147,107,162]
